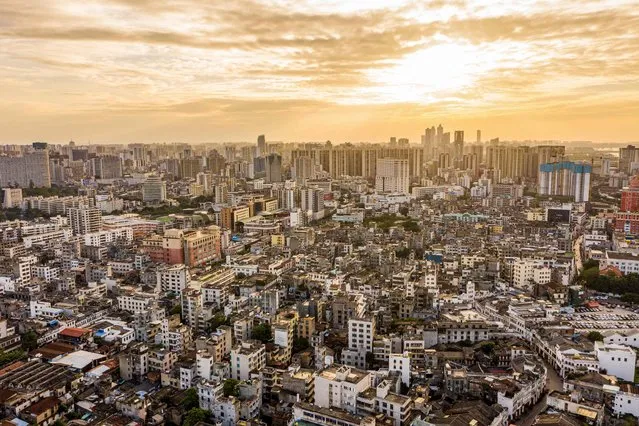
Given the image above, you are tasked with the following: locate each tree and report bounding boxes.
[586,331,604,342]
[0,350,25,367]
[293,337,310,353]
[480,342,495,354]
[223,379,240,397]
[182,408,210,426]
[399,206,409,216]
[402,220,420,233]
[208,313,230,332]
[170,305,182,316]
[251,324,272,343]
[582,259,599,270]
[182,388,199,411]
[395,248,411,259]
[22,331,38,351]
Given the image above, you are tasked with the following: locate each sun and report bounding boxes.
[359,40,524,104]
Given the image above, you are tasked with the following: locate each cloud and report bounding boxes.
[1,0,639,142]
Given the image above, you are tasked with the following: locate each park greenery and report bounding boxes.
[363,213,420,232]
[578,259,639,304]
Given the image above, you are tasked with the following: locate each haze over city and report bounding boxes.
[1,0,639,143]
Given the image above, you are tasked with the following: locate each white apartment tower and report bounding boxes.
[375,158,409,195]
[68,206,102,235]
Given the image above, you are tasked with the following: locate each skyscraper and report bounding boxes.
[129,143,147,168]
[207,150,226,175]
[0,150,51,188]
[257,134,266,157]
[375,158,409,195]
[180,158,202,179]
[265,153,283,183]
[476,130,481,144]
[300,187,324,213]
[453,131,464,159]
[538,161,591,202]
[619,145,639,174]
[91,155,123,179]
[293,156,315,181]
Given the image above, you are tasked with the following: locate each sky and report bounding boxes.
[1,0,639,144]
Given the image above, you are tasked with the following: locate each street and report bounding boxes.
[515,359,563,426]
[573,234,584,272]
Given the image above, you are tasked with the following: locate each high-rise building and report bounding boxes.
[300,187,324,213]
[600,158,612,176]
[470,144,483,165]
[0,150,51,188]
[538,161,591,202]
[257,135,266,157]
[68,206,102,235]
[180,158,202,179]
[621,176,639,211]
[143,175,167,203]
[207,150,226,175]
[291,145,423,180]
[453,131,464,159]
[265,153,282,183]
[253,156,266,179]
[129,143,147,168]
[183,225,222,267]
[619,145,639,174]
[485,144,538,182]
[438,153,451,169]
[422,126,436,147]
[442,132,451,145]
[536,145,565,167]
[462,154,478,174]
[436,124,444,145]
[71,148,89,161]
[49,157,67,184]
[375,158,409,195]
[91,155,123,179]
[293,156,315,181]
[2,188,23,209]
[476,130,481,144]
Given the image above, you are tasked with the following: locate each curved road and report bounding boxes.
[515,359,563,426]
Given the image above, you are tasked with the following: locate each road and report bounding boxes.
[573,234,584,272]
[515,359,563,426]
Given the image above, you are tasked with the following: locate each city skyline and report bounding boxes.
[1,0,639,144]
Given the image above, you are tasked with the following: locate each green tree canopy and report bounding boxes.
[22,331,38,351]
[293,337,310,353]
[0,350,25,367]
[182,388,199,411]
[223,379,240,397]
[586,331,604,342]
[183,408,210,426]
[251,324,272,343]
